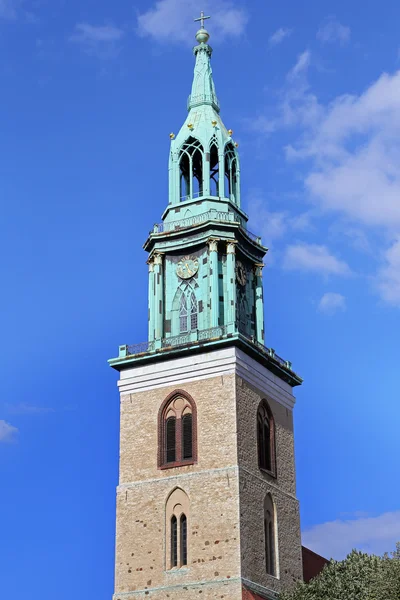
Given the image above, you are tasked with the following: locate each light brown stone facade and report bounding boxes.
[113,350,302,600]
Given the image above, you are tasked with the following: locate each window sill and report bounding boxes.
[160,460,195,470]
[259,467,277,479]
[166,566,190,574]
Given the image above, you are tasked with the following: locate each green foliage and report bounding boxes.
[281,543,400,600]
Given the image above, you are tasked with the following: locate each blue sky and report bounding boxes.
[1,0,400,597]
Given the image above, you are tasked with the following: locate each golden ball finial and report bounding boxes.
[169,132,175,139]
[228,129,233,136]
[187,123,194,130]
[212,120,217,127]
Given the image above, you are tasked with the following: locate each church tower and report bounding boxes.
[109,14,303,600]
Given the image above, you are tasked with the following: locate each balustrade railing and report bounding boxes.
[123,326,292,371]
[198,325,227,340]
[126,341,155,355]
[151,209,262,245]
[161,332,192,348]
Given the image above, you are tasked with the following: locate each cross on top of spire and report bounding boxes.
[194,11,211,30]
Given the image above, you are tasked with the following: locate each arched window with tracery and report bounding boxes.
[257,400,276,476]
[224,143,239,204]
[209,136,219,196]
[264,493,277,576]
[179,137,204,201]
[177,288,198,333]
[158,390,197,468]
[166,488,190,569]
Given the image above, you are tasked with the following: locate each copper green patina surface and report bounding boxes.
[109,20,302,388]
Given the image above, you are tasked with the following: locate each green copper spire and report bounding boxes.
[110,13,301,389]
[188,14,220,113]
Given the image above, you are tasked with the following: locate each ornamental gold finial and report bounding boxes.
[169,132,175,139]
[228,129,233,136]
[194,11,211,44]
[187,123,194,130]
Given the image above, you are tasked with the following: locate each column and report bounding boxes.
[147,258,155,342]
[154,253,164,341]
[203,151,210,196]
[255,263,265,345]
[218,151,225,198]
[226,241,237,327]
[208,239,219,328]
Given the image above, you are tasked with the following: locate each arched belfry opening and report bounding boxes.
[224,143,239,204]
[209,135,219,196]
[179,137,204,202]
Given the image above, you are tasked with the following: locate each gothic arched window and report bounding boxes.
[224,143,238,203]
[179,137,204,202]
[158,391,197,468]
[257,400,276,476]
[178,288,198,333]
[264,493,277,576]
[209,136,219,196]
[166,488,190,569]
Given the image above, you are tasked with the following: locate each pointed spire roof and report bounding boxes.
[188,13,220,113]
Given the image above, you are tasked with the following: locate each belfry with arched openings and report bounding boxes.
[110,12,303,600]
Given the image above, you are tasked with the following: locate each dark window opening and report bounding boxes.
[171,515,178,567]
[224,143,238,203]
[257,402,275,474]
[209,143,219,196]
[166,417,176,463]
[182,414,193,460]
[180,514,187,566]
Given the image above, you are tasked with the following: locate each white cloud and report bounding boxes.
[0,420,18,443]
[259,59,400,307]
[288,50,311,80]
[69,24,124,58]
[0,0,17,19]
[317,16,351,45]
[376,238,400,306]
[302,511,400,560]
[285,70,400,231]
[5,403,54,415]
[283,243,351,276]
[269,27,292,47]
[137,0,248,44]
[318,292,346,314]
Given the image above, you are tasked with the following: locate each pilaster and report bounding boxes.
[208,238,219,327]
[255,263,265,345]
[148,258,155,342]
[226,241,237,325]
[154,253,164,341]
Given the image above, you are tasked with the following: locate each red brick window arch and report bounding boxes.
[158,390,197,469]
[257,400,276,477]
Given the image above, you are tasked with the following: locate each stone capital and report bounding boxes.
[254,262,265,277]
[153,253,163,266]
[226,240,237,255]
[207,238,219,253]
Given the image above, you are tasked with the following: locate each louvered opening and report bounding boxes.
[166,417,176,463]
[171,516,178,568]
[180,514,187,566]
[182,413,193,460]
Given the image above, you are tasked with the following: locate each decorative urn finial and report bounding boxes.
[194,10,211,44]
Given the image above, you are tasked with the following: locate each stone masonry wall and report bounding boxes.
[115,374,242,598]
[236,377,303,594]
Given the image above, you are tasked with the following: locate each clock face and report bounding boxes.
[176,256,199,279]
[236,261,247,286]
